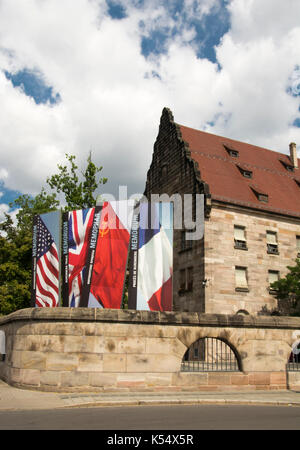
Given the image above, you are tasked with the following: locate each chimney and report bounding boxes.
[289,142,298,169]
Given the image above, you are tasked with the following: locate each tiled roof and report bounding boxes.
[179,124,300,218]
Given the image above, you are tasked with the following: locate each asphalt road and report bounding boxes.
[0,404,300,431]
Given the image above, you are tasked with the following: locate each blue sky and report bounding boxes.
[0,0,299,222]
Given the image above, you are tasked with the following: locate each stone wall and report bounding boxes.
[0,308,300,392]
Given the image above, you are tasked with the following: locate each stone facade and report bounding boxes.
[144,108,300,315]
[0,308,300,392]
[205,203,300,315]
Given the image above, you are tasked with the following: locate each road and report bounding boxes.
[0,404,300,430]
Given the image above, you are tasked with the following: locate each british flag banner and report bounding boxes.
[128,202,173,312]
[31,212,60,307]
[61,208,95,307]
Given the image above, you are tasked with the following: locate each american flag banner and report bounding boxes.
[32,214,60,307]
[67,208,95,307]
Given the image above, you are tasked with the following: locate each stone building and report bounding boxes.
[144,108,300,315]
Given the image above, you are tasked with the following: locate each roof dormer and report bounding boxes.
[236,163,253,179]
[250,184,268,203]
[223,143,239,158]
[279,158,294,172]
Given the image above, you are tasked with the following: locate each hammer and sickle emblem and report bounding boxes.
[99,217,115,237]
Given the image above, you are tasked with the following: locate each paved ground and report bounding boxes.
[1,378,300,411]
[1,404,300,430]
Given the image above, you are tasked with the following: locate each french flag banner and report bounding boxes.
[80,200,135,309]
[128,202,173,312]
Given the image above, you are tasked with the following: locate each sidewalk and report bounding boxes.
[1,379,300,411]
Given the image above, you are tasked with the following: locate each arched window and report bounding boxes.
[236,309,249,316]
[181,337,241,372]
[287,340,300,371]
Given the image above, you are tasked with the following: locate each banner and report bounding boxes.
[61,207,95,307]
[31,201,173,311]
[128,202,173,311]
[61,201,135,308]
[31,211,61,307]
[80,200,135,308]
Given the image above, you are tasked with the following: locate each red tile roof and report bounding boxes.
[179,124,300,218]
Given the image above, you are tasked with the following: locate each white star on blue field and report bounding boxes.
[0,0,299,222]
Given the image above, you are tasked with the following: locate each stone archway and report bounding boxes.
[181,337,241,372]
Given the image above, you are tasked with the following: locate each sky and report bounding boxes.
[0,0,300,222]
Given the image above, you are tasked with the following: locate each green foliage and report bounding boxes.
[11,188,59,235]
[47,152,107,211]
[0,153,107,315]
[270,258,300,316]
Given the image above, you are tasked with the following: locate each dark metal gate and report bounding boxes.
[181,337,240,372]
[287,341,300,372]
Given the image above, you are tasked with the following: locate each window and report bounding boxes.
[179,267,193,294]
[268,270,279,294]
[234,225,247,250]
[181,337,241,372]
[266,231,279,254]
[180,230,193,251]
[235,266,249,292]
[250,186,269,203]
[237,165,253,178]
[297,236,300,257]
[236,309,249,316]
[257,194,269,202]
[287,340,300,371]
[223,143,239,158]
[280,159,294,172]
[161,164,168,179]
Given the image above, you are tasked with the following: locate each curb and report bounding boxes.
[54,398,300,410]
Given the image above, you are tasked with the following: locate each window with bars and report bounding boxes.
[287,341,300,372]
[181,337,240,372]
[266,231,279,254]
[234,225,247,250]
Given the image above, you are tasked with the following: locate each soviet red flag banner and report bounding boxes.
[79,200,135,308]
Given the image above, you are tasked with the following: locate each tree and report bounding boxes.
[0,153,107,315]
[47,152,107,211]
[270,259,300,316]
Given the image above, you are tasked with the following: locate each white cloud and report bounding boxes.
[0,0,299,205]
[0,203,9,223]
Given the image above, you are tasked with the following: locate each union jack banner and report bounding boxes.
[66,208,95,307]
[32,214,60,307]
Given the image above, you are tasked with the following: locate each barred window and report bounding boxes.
[182,337,240,372]
[234,225,247,250]
[266,231,279,254]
